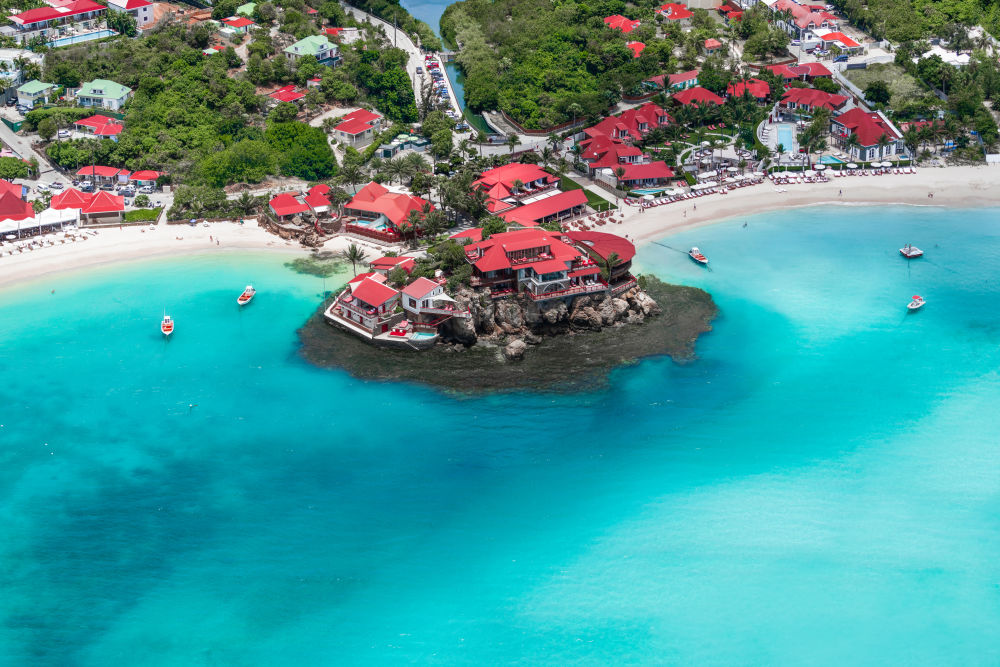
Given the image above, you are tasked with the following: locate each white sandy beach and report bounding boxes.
[1,166,998,290]
[0,220,395,290]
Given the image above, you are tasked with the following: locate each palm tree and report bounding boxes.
[876,133,891,161]
[567,102,583,142]
[506,134,518,155]
[475,130,487,157]
[235,191,256,217]
[540,146,554,170]
[548,132,561,153]
[844,133,861,161]
[341,243,368,276]
[403,152,429,181]
[322,117,337,134]
[338,162,365,193]
[614,166,626,189]
[512,178,523,196]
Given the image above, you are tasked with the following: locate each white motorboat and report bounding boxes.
[689,247,708,265]
[237,285,256,306]
[161,313,174,336]
[907,295,925,311]
[900,244,923,258]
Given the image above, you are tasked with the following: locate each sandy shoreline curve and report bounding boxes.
[0,167,997,291]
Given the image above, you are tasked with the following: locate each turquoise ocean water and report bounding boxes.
[2,206,1000,664]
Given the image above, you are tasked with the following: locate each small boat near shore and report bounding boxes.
[689,247,708,265]
[900,244,923,258]
[907,295,925,311]
[161,314,174,336]
[237,285,256,306]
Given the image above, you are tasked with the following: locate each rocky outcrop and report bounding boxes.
[445,281,663,361]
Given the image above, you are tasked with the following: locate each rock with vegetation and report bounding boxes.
[298,276,718,393]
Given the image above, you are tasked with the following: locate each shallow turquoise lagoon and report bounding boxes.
[2,207,1000,664]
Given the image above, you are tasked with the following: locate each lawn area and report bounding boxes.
[124,207,163,223]
[559,177,617,211]
[844,63,923,107]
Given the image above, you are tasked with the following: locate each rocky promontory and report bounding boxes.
[297,276,718,393]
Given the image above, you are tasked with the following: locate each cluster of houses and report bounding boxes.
[16,78,132,111]
[580,103,677,189]
[2,0,153,45]
[324,224,638,348]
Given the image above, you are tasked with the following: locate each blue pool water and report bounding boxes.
[3,207,1000,663]
[777,123,796,150]
[47,29,116,48]
[821,154,846,164]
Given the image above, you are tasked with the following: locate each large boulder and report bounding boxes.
[441,315,477,345]
[598,297,616,325]
[634,290,661,316]
[542,300,568,325]
[612,298,629,316]
[503,338,527,361]
[495,299,525,330]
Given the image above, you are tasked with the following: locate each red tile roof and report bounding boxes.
[451,228,483,243]
[673,86,724,106]
[780,87,848,111]
[118,0,152,8]
[50,188,91,210]
[346,182,431,228]
[76,165,128,178]
[833,108,900,147]
[269,192,309,217]
[465,228,579,273]
[704,38,722,50]
[668,69,699,86]
[585,102,672,143]
[0,190,33,221]
[819,31,860,48]
[565,231,636,263]
[221,16,254,28]
[0,179,21,199]
[334,109,381,135]
[727,78,770,99]
[659,3,692,20]
[771,0,838,30]
[500,189,587,226]
[303,187,330,210]
[615,161,675,182]
[74,115,124,136]
[11,0,104,26]
[401,276,440,299]
[604,14,640,33]
[766,62,832,79]
[626,41,646,58]
[371,256,416,272]
[82,190,124,214]
[269,85,305,103]
[472,164,555,206]
[129,170,161,182]
[350,277,399,308]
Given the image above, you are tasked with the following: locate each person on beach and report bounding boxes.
[839,189,842,196]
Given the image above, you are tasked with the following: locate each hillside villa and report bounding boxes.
[830,108,904,161]
[75,79,132,111]
[3,0,105,43]
[779,87,848,116]
[334,109,383,147]
[16,80,55,109]
[284,35,340,66]
[343,181,432,242]
[107,0,153,27]
[73,114,124,140]
[470,163,588,227]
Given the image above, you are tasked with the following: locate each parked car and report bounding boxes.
[833,54,849,63]
[16,105,29,114]
[416,66,423,73]
[791,40,801,46]
[6,98,15,107]
[36,183,50,192]
[80,180,94,192]
[119,187,136,197]
[57,129,70,138]
[138,185,154,194]
[50,182,64,190]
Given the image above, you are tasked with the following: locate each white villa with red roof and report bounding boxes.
[335,109,382,147]
[830,108,904,161]
[370,255,416,275]
[763,0,839,40]
[579,103,677,188]
[765,62,833,83]
[343,181,431,241]
[471,163,588,227]
[604,14,640,33]
[5,0,105,43]
[645,69,699,93]
[106,0,153,27]
[779,88,848,116]
[74,114,124,141]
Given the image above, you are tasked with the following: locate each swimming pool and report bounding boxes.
[47,30,116,48]
[411,332,437,340]
[776,124,796,151]
[632,187,666,195]
[820,155,845,164]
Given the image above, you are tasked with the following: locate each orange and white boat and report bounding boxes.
[237,284,256,306]
[161,313,174,336]
[689,247,708,265]
[907,295,925,311]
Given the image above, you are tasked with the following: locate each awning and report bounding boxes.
[569,267,601,278]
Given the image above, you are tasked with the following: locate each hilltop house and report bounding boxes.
[4,0,105,43]
[106,0,153,27]
[284,35,339,66]
[604,14,640,33]
[16,80,54,109]
[76,79,132,110]
[220,16,254,34]
[334,109,382,147]
[703,38,722,54]
[830,108,904,161]
[73,114,124,140]
[658,3,693,22]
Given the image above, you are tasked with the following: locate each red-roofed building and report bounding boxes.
[704,38,722,54]
[344,182,432,237]
[645,69,700,93]
[269,85,306,104]
[779,87,848,115]
[303,184,331,215]
[626,41,646,58]
[0,190,34,222]
[673,86,724,106]
[565,230,637,284]
[74,115,124,140]
[612,161,676,188]
[500,190,588,228]
[768,0,838,39]
[462,227,636,301]
[269,192,310,219]
[471,163,558,214]
[129,170,161,186]
[220,15,255,33]
[8,0,105,42]
[81,190,124,224]
[76,165,129,185]
[107,0,153,26]
[370,255,416,275]
[718,3,743,21]
[831,108,904,161]
[399,276,467,327]
[658,3,692,21]
[334,276,401,335]
[334,109,383,147]
[813,29,861,51]
[766,62,833,82]
[727,78,770,100]
[50,188,91,211]
[451,228,483,244]
[604,14,640,33]
[584,102,672,145]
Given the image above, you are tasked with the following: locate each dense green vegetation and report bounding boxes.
[344,0,442,51]
[828,0,999,41]
[124,207,162,222]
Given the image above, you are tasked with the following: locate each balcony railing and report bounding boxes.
[525,281,608,302]
[419,306,471,319]
[610,277,638,297]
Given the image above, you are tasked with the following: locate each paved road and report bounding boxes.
[340,3,425,103]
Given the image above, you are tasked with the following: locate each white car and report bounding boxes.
[36,183,50,192]
[50,182,64,190]
[138,185,154,194]
[57,129,70,138]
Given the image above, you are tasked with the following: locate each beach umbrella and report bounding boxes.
[701,141,710,147]
[814,164,826,171]
[847,163,858,169]
[642,194,654,200]
[4,234,14,240]
[726,166,739,172]
[804,170,815,177]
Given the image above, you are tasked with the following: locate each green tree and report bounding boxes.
[134,193,151,207]
[0,157,29,180]
[269,101,299,123]
[37,117,56,142]
[864,80,892,105]
[341,243,368,276]
[107,10,138,37]
[480,216,506,239]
